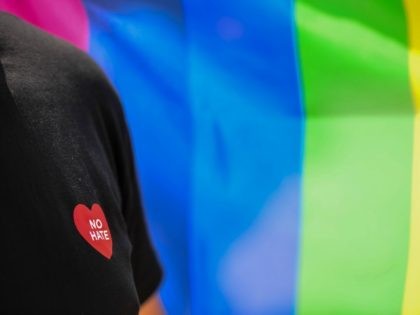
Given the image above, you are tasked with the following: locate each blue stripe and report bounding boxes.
[183,0,303,313]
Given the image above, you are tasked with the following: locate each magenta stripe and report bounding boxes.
[0,0,89,50]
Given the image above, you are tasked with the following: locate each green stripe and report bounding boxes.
[296,1,413,314]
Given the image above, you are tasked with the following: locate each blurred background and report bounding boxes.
[1,0,419,314]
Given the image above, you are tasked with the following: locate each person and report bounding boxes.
[0,11,164,315]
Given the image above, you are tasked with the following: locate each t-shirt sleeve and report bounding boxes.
[113,102,163,304]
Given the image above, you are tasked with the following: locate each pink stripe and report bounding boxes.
[0,0,89,51]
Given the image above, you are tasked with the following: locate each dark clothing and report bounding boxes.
[0,12,162,315]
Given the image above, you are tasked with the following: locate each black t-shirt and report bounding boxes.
[0,12,162,315]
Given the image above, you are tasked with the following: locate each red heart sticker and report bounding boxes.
[73,203,113,259]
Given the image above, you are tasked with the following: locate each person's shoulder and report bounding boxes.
[0,12,124,128]
[0,11,107,89]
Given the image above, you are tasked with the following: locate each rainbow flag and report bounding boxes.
[1,0,420,314]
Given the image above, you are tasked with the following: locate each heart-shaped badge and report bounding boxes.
[73,203,113,259]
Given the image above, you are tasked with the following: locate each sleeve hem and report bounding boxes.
[137,258,163,304]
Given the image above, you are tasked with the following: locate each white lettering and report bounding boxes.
[89,219,103,230]
[88,222,110,242]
